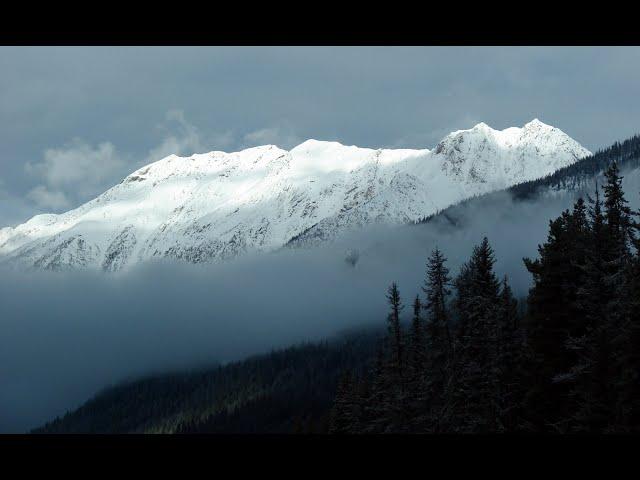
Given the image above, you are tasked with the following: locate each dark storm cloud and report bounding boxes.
[1,46,640,224]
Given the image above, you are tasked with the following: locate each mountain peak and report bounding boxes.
[471,121,492,131]
[291,139,350,151]
[524,118,552,129]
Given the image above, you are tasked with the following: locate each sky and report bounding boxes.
[1,46,640,226]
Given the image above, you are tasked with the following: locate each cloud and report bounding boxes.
[390,114,484,149]
[0,250,386,432]
[144,112,305,164]
[19,111,236,215]
[145,109,204,161]
[0,181,51,226]
[241,123,302,150]
[24,138,127,210]
[26,185,70,210]
[145,109,233,163]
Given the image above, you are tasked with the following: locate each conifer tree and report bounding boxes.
[384,282,408,431]
[523,204,587,432]
[406,295,427,430]
[603,162,635,260]
[386,282,405,385]
[618,247,640,431]
[524,179,635,432]
[598,164,638,431]
[353,377,370,432]
[363,343,390,433]
[423,247,452,351]
[329,370,356,433]
[422,247,453,431]
[567,166,637,432]
[617,175,640,430]
[561,186,613,432]
[495,276,523,431]
[451,237,501,432]
[602,163,635,357]
[408,296,426,387]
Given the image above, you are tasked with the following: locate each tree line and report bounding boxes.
[330,162,640,433]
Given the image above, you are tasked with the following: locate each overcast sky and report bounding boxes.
[1,46,640,226]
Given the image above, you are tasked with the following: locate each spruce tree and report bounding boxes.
[329,370,355,434]
[386,282,405,386]
[563,186,613,432]
[524,176,636,433]
[363,343,390,433]
[603,162,635,260]
[451,237,501,432]
[602,163,635,361]
[406,296,427,430]
[600,164,637,431]
[384,282,408,431]
[495,276,523,432]
[571,165,637,432]
[523,202,588,432]
[422,247,453,432]
[408,295,425,378]
[617,176,640,430]
[353,377,370,433]
[618,245,640,431]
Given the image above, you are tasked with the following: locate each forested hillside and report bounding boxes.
[511,134,640,198]
[330,162,640,433]
[34,330,381,433]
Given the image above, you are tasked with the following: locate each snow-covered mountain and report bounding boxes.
[0,119,591,271]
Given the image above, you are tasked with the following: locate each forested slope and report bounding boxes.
[34,329,381,433]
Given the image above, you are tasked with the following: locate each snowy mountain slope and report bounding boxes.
[0,119,590,271]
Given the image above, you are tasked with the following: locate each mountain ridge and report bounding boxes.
[0,119,590,271]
